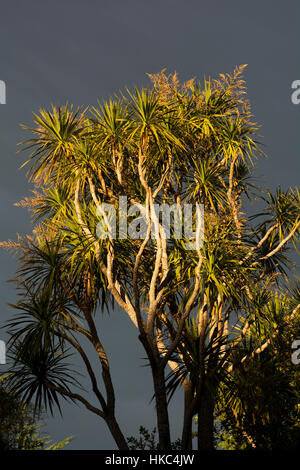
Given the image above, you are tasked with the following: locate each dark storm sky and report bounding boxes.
[0,0,299,449]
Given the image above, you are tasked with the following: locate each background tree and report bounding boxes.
[216,290,300,450]
[127,426,182,450]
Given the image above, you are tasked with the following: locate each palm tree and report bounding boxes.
[2,66,299,449]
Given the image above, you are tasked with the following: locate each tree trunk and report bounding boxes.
[106,416,129,450]
[181,379,194,449]
[152,369,171,449]
[197,388,215,450]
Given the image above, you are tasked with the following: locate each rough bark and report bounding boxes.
[152,368,171,449]
[106,416,129,450]
[181,379,194,449]
[197,388,215,450]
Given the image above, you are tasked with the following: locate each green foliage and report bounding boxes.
[216,295,300,450]
[127,426,182,450]
[0,376,72,450]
